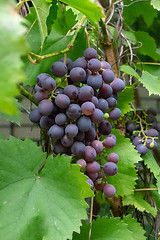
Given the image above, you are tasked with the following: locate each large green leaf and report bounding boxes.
[156,175,160,194]
[143,151,160,178]
[123,192,157,217]
[60,0,105,26]
[0,1,27,115]
[120,65,139,79]
[30,0,51,48]
[0,137,93,240]
[139,70,160,96]
[101,129,141,197]
[151,0,160,10]
[72,215,146,240]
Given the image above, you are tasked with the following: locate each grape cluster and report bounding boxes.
[126,108,160,156]
[29,48,125,198]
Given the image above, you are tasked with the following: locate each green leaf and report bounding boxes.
[30,0,51,48]
[123,192,157,217]
[0,134,5,140]
[143,151,160,178]
[60,0,105,26]
[120,65,139,79]
[150,184,160,209]
[156,175,160,194]
[151,0,160,10]
[72,215,146,240]
[0,137,93,240]
[134,31,160,60]
[116,85,135,117]
[0,1,27,115]
[136,64,160,77]
[139,70,160,96]
[101,129,141,197]
[123,0,157,27]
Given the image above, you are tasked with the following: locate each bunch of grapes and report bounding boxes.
[29,48,125,198]
[126,108,160,156]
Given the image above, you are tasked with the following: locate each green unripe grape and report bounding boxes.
[104,113,109,119]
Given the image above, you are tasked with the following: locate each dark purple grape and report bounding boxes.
[77,116,92,132]
[54,87,64,95]
[102,69,114,83]
[96,99,108,113]
[34,90,48,102]
[91,96,98,106]
[111,92,119,100]
[48,125,64,140]
[35,84,42,92]
[86,161,100,173]
[146,115,156,123]
[71,141,86,156]
[110,78,125,92]
[126,122,136,133]
[107,97,117,108]
[81,102,95,115]
[50,102,59,116]
[98,172,103,178]
[146,108,157,116]
[99,84,113,99]
[53,142,68,155]
[76,159,87,170]
[78,86,94,102]
[87,74,103,89]
[132,136,142,146]
[65,124,78,138]
[91,140,103,155]
[61,135,74,147]
[103,135,116,149]
[55,113,67,126]
[55,94,70,109]
[36,73,50,87]
[146,139,157,149]
[103,184,116,197]
[73,57,87,69]
[95,178,105,190]
[136,144,148,156]
[109,108,121,121]
[100,61,111,70]
[75,131,85,141]
[40,116,55,130]
[84,48,98,60]
[107,153,119,163]
[98,120,112,135]
[51,61,67,77]
[41,76,56,92]
[152,122,160,132]
[85,125,96,142]
[136,109,144,118]
[64,85,78,100]
[87,59,101,73]
[38,99,54,116]
[66,104,82,120]
[70,67,86,82]
[59,57,72,66]
[86,172,98,181]
[84,146,97,163]
[29,109,42,123]
[90,108,104,124]
[103,162,118,176]
[146,129,158,137]
[86,178,94,189]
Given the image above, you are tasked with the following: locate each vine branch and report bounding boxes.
[17,84,38,106]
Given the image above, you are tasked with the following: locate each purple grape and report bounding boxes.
[55,94,70,109]
[50,102,59,116]
[87,73,103,89]
[36,73,50,87]
[109,108,121,121]
[98,120,112,135]
[87,59,101,73]
[48,125,64,140]
[66,104,82,120]
[126,122,136,133]
[86,161,100,173]
[152,122,160,132]
[40,116,55,130]
[70,67,86,82]
[103,162,118,176]
[103,184,116,197]
[71,141,86,156]
[78,86,94,102]
[84,48,98,60]
[100,61,111,70]
[90,108,104,124]
[146,115,156,123]
[107,153,119,163]
[29,109,42,123]
[86,178,94,189]
[61,135,74,147]
[59,57,72,66]
[51,61,67,77]
[34,90,48,102]
[77,116,92,132]
[111,92,119,100]
[84,146,97,163]
[91,140,103,155]
[102,69,114,83]
[110,78,125,92]
[146,139,157,149]
[107,97,117,108]
[91,96,98,106]
[103,135,116,149]
[95,178,105,190]
[99,84,113,99]
[132,136,142,146]
[65,124,78,138]
[64,85,78,100]
[73,57,87,69]
[86,172,98,181]
[76,159,87,170]
[38,99,54,116]
[85,125,96,142]
[35,84,42,92]
[75,131,85,141]
[41,76,56,92]
[54,87,64,94]
[81,102,95,115]
[98,172,104,178]
[146,129,158,137]
[96,99,108,113]
[146,108,157,116]
[55,113,67,126]
[53,142,68,155]
[136,144,148,156]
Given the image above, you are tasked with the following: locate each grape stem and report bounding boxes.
[17,0,30,9]
[133,188,158,191]
[28,15,86,63]
[17,84,39,106]
[89,196,94,240]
